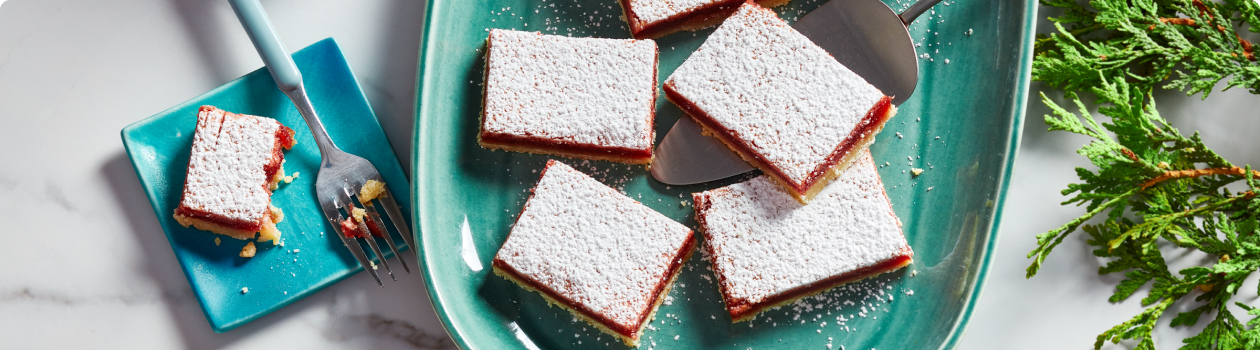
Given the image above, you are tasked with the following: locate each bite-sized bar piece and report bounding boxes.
[358,179,386,203]
[340,217,363,239]
[692,150,913,322]
[173,106,296,244]
[480,30,659,164]
[493,160,695,346]
[340,203,384,239]
[664,2,896,203]
[618,0,790,39]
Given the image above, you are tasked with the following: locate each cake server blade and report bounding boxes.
[650,0,940,185]
[650,116,754,184]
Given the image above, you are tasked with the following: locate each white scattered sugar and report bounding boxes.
[694,150,911,306]
[495,160,692,330]
[665,3,887,186]
[240,287,249,294]
[179,106,285,226]
[483,30,657,152]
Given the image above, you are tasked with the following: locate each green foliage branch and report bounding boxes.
[1028,0,1260,348]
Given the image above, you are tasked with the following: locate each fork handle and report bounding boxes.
[229,0,340,156]
[228,0,301,91]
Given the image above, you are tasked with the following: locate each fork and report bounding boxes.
[229,0,415,286]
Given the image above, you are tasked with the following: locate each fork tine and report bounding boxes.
[334,190,383,286]
[345,189,395,282]
[350,205,396,282]
[363,203,410,273]
[326,211,381,286]
[374,188,416,253]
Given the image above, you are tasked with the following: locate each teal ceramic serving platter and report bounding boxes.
[121,38,410,332]
[414,0,1036,348]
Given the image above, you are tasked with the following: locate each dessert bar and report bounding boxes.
[173,105,295,244]
[493,160,694,346]
[480,30,658,164]
[664,2,896,202]
[692,150,913,322]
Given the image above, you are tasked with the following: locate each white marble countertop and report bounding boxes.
[2,1,1256,349]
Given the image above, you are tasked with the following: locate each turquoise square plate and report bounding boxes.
[414,0,1035,349]
[121,38,410,333]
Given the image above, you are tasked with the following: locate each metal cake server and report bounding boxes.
[650,0,942,185]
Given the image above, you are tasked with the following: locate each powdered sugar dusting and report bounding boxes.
[483,30,657,151]
[627,0,727,24]
[665,3,885,186]
[179,107,282,224]
[694,150,910,305]
[495,160,693,329]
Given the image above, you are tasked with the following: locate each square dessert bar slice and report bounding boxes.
[493,160,695,346]
[173,106,296,244]
[617,0,788,39]
[692,150,913,322]
[480,30,658,164]
[664,2,896,203]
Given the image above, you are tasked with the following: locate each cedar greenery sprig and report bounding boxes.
[1034,0,1260,97]
[1026,0,1260,349]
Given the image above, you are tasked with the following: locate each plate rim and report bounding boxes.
[411,1,1039,348]
[931,1,1037,349]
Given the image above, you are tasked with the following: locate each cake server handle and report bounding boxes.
[898,0,943,26]
[228,0,339,157]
